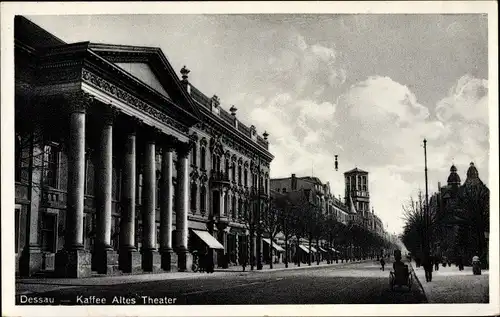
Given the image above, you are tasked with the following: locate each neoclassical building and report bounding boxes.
[14,16,273,278]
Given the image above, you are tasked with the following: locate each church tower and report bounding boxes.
[344,168,370,218]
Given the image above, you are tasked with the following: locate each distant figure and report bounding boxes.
[434,255,440,271]
[380,257,386,271]
[422,254,434,282]
[241,254,247,272]
[457,256,464,271]
[393,250,406,272]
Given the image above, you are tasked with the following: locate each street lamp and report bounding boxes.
[423,139,430,258]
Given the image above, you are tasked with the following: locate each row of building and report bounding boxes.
[14,16,389,278]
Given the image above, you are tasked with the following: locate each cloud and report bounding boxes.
[435,74,488,124]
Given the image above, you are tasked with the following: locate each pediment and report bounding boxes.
[115,62,170,98]
[88,43,201,124]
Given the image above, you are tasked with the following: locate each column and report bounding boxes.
[175,141,191,271]
[235,234,240,265]
[141,127,161,272]
[19,129,43,276]
[93,106,119,274]
[160,135,177,271]
[119,118,141,273]
[55,92,92,278]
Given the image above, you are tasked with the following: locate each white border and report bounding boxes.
[1,2,498,316]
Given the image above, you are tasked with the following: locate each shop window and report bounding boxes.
[41,213,57,253]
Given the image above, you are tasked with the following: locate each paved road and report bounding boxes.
[17,261,427,305]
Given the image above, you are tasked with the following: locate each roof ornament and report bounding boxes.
[211,95,220,108]
[180,65,190,81]
[229,105,237,116]
[263,131,269,140]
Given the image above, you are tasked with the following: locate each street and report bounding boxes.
[17,260,427,305]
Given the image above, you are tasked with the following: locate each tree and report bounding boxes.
[278,194,294,268]
[262,195,283,269]
[240,200,255,270]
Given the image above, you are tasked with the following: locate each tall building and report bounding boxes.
[432,162,489,266]
[14,16,273,278]
[344,168,370,229]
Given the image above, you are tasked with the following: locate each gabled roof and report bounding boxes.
[88,43,202,123]
[344,167,368,174]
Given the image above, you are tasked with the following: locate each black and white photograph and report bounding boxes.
[1,2,498,316]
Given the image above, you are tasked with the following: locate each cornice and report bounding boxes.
[194,105,274,163]
[82,69,189,134]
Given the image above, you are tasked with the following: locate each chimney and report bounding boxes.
[291,173,297,190]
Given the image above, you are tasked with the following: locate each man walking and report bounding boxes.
[380,257,386,271]
[423,254,434,282]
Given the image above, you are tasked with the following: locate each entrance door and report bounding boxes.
[41,212,57,271]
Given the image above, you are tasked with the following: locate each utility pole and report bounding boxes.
[423,139,430,257]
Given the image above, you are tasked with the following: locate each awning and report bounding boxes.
[262,238,285,252]
[192,230,224,250]
[310,246,317,253]
[298,245,310,253]
[331,248,341,253]
[319,247,328,253]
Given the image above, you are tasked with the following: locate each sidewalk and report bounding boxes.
[16,259,368,295]
[410,262,489,303]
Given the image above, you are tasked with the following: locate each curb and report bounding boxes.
[409,262,428,303]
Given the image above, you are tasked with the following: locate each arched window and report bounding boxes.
[232,163,236,181]
[200,186,206,213]
[190,183,197,212]
[244,169,248,186]
[200,147,206,170]
[212,153,217,171]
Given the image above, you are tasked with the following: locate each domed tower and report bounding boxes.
[464,162,481,186]
[447,164,461,190]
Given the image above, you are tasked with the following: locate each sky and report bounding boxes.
[26,14,490,234]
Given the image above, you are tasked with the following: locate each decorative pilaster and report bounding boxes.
[119,117,142,273]
[175,141,192,271]
[55,91,93,278]
[160,135,178,271]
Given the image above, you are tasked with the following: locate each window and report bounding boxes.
[190,183,197,211]
[223,194,228,216]
[191,145,197,166]
[282,188,286,193]
[244,169,248,186]
[238,198,242,219]
[238,166,242,185]
[265,178,268,194]
[232,196,236,219]
[200,186,206,213]
[225,158,230,176]
[41,213,57,253]
[200,147,206,170]
[15,135,21,182]
[212,154,217,171]
[232,163,236,181]
[15,206,21,253]
[43,144,60,188]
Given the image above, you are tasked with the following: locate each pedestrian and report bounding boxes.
[380,257,386,271]
[241,253,247,272]
[423,254,433,282]
[205,249,214,273]
[457,256,464,271]
[434,254,440,271]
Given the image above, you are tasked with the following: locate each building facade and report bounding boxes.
[14,17,273,278]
